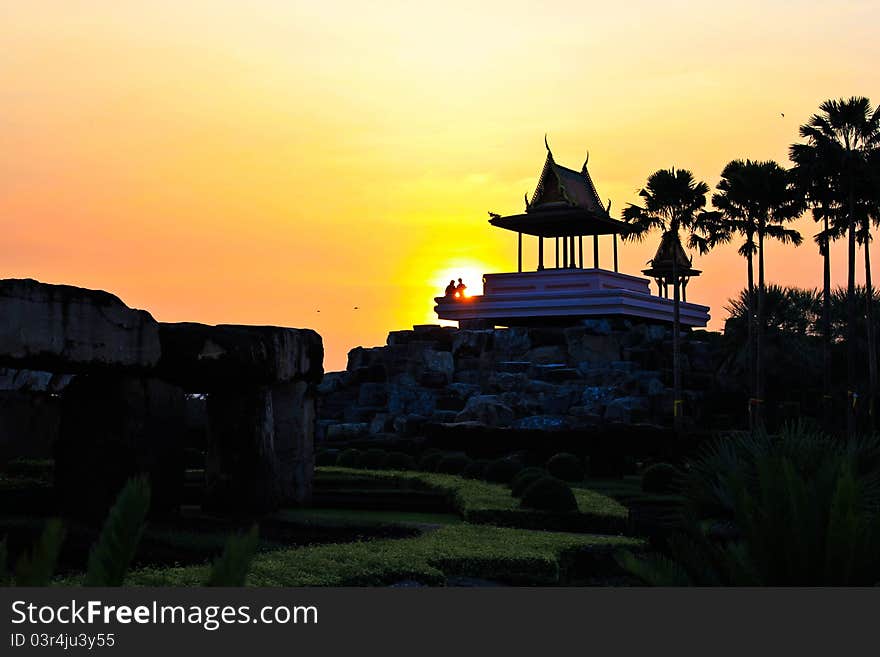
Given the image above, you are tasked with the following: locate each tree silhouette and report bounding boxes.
[797,97,880,433]
[622,168,715,431]
[711,160,802,428]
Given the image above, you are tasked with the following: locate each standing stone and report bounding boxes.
[55,374,185,519]
[205,386,280,513]
[271,381,314,506]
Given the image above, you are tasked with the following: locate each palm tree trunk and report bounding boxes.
[847,217,857,437]
[673,242,682,433]
[822,215,832,431]
[755,230,766,429]
[746,249,755,430]
[864,221,876,430]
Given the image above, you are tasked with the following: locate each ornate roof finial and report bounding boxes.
[582,151,590,172]
[544,133,551,154]
[606,199,612,214]
[524,192,530,211]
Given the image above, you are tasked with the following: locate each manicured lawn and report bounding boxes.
[124,524,642,586]
[316,467,628,533]
[275,508,462,527]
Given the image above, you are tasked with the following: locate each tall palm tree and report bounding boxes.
[799,97,880,434]
[711,160,802,428]
[622,168,714,432]
[789,142,844,428]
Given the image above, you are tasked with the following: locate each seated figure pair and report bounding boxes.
[445,278,467,300]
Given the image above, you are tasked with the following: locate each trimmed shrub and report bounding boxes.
[315,450,338,467]
[520,477,578,512]
[361,448,387,470]
[462,459,490,480]
[546,453,585,482]
[418,450,445,473]
[483,458,523,484]
[510,467,548,498]
[336,449,363,469]
[436,453,471,475]
[381,451,417,471]
[642,463,680,494]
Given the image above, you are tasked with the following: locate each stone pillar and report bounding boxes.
[205,386,280,513]
[517,232,522,273]
[271,381,315,506]
[593,235,599,269]
[55,374,185,520]
[538,237,544,270]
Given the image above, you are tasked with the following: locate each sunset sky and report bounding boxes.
[2,1,879,370]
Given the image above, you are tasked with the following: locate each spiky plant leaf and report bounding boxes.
[14,519,65,586]
[614,549,692,586]
[84,477,151,586]
[206,525,259,587]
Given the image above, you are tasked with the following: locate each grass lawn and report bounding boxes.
[316,467,629,533]
[123,524,642,586]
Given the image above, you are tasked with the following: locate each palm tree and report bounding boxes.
[711,160,802,428]
[622,168,714,432]
[789,141,844,429]
[798,97,880,434]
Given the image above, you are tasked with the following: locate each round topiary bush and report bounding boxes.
[381,451,416,471]
[436,453,471,475]
[336,448,363,469]
[545,452,585,482]
[510,467,548,498]
[642,463,681,494]
[361,448,387,470]
[462,459,490,480]
[418,449,445,472]
[483,458,524,484]
[520,476,578,512]
[315,450,338,467]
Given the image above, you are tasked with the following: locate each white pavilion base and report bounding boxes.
[435,268,710,327]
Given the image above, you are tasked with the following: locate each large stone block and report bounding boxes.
[0,278,160,372]
[54,374,185,519]
[157,322,322,391]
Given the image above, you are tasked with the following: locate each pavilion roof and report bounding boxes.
[642,231,701,277]
[488,143,627,238]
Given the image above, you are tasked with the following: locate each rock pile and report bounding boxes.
[318,321,716,443]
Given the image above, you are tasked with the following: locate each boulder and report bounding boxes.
[513,415,569,431]
[0,390,61,462]
[421,350,454,383]
[526,345,567,365]
[604,396,649,423]
[326,422,369,441]
[0,278,160,372]
[158,323,323,391]
[564,328,622,364]
[456,394,514,427]
[451,330,493,358]
[492,328,531,360]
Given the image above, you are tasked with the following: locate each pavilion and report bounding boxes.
[434,140,710,328]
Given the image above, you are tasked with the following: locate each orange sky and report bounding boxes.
[2,1,879,370]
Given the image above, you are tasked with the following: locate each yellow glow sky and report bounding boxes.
[2,1,879,369]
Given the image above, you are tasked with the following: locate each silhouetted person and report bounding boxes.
[455,278,467,299]
[445,280,457,297]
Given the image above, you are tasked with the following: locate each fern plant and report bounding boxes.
[84,476,152,586]
[205,525,259,586]
[619,423,880,585]
[14,519,66,586]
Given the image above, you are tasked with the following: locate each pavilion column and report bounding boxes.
[578,236,583,268]
[563,237,568,268]
[682,277,688,302]
[517,232,522,273]
[613,234,619,272]
[538,237,544,270]
[593,235,599,269]
[569,236,575,268]
[555,238,560,268]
